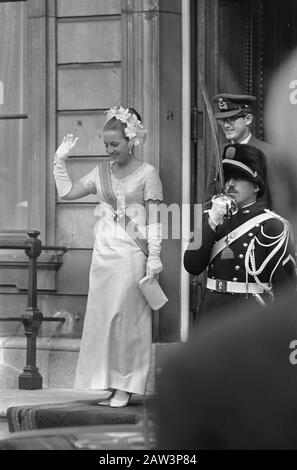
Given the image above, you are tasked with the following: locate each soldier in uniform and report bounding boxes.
[204,94,274,210]
[185,143,296,320]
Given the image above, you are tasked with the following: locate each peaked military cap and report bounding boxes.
[222,143,267,197]
[212,93,257,119]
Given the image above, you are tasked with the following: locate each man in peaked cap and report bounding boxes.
[204,93,274,211]
[185,143,296,319]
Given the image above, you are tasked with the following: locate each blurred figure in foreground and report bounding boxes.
[157,49,297,450]
[157,295,297,450]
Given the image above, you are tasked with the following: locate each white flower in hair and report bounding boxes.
[105,104,147,146]
[106,105,130,123]
[125,114,147,146]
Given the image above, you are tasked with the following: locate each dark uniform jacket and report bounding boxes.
[184,201,296,317]
[204,135,275,211]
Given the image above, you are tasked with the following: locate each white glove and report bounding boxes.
[146,223,163,278]
[208,195,229,226]
[53,134,79,197]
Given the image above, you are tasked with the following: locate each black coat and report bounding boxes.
[157,291,297,449]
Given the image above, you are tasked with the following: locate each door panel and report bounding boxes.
[57,66,121,110]
[57,18,121,64]
[57,0,121,17]
[56,204,96,249]
[58,113,107,156]
[190,0,297,322]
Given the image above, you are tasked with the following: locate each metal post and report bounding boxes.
[18,231,43,390]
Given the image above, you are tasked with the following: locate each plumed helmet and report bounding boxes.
[222,143,267,198]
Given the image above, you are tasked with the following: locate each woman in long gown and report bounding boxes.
[53,105,163,407]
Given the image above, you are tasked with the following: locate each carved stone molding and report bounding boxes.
[257,0,265,139]
[244,0,265,138]
[244,0,253,95]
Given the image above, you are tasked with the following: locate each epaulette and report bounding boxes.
[258,209,288,239]
[245,209,291,288]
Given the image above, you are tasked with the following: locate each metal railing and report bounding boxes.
[0,230,67,390]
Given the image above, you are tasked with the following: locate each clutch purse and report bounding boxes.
[138,275,168,310]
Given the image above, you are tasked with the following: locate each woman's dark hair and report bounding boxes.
[103,107,142,140]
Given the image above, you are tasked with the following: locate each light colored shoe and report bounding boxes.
[97,398,111,406]
[97,389,115,406]
[110,390,131,408]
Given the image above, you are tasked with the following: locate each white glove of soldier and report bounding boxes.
[53,134,79,197]
[146,223,163,279]
[208,195,230,227]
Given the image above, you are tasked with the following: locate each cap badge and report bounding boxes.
[218,97,228,110]
[225,146,236,159]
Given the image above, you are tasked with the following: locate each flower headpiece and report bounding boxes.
[105,104,147,146]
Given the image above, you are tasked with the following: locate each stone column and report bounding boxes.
[121,0,160,167]
[122,1,183,343]
[27,0,47,240]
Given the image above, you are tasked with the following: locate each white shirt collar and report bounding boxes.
[239,133,252,145]
[231,133,252,145]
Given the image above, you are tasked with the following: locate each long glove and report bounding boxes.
[53,134,79,197]
[146,223,163,278]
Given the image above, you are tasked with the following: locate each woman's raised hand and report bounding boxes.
[55,134,79,161]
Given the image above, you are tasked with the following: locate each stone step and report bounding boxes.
[6,395,148,433]
[0,337,182,391]
[0,416,9,440]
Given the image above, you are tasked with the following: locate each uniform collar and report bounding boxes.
[238,200,262,215]
[242,201,257,209]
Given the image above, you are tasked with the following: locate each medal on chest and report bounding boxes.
[221,233,235,259]
[221,245,235,259]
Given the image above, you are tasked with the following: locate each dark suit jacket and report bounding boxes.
[204,135,274,211]
[248,134,274,158]
[157,291,297,450]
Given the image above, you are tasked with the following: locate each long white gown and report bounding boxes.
[73,162,163,395]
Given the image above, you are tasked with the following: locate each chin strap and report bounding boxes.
[53,154,73,197]
[146,223,163,278]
